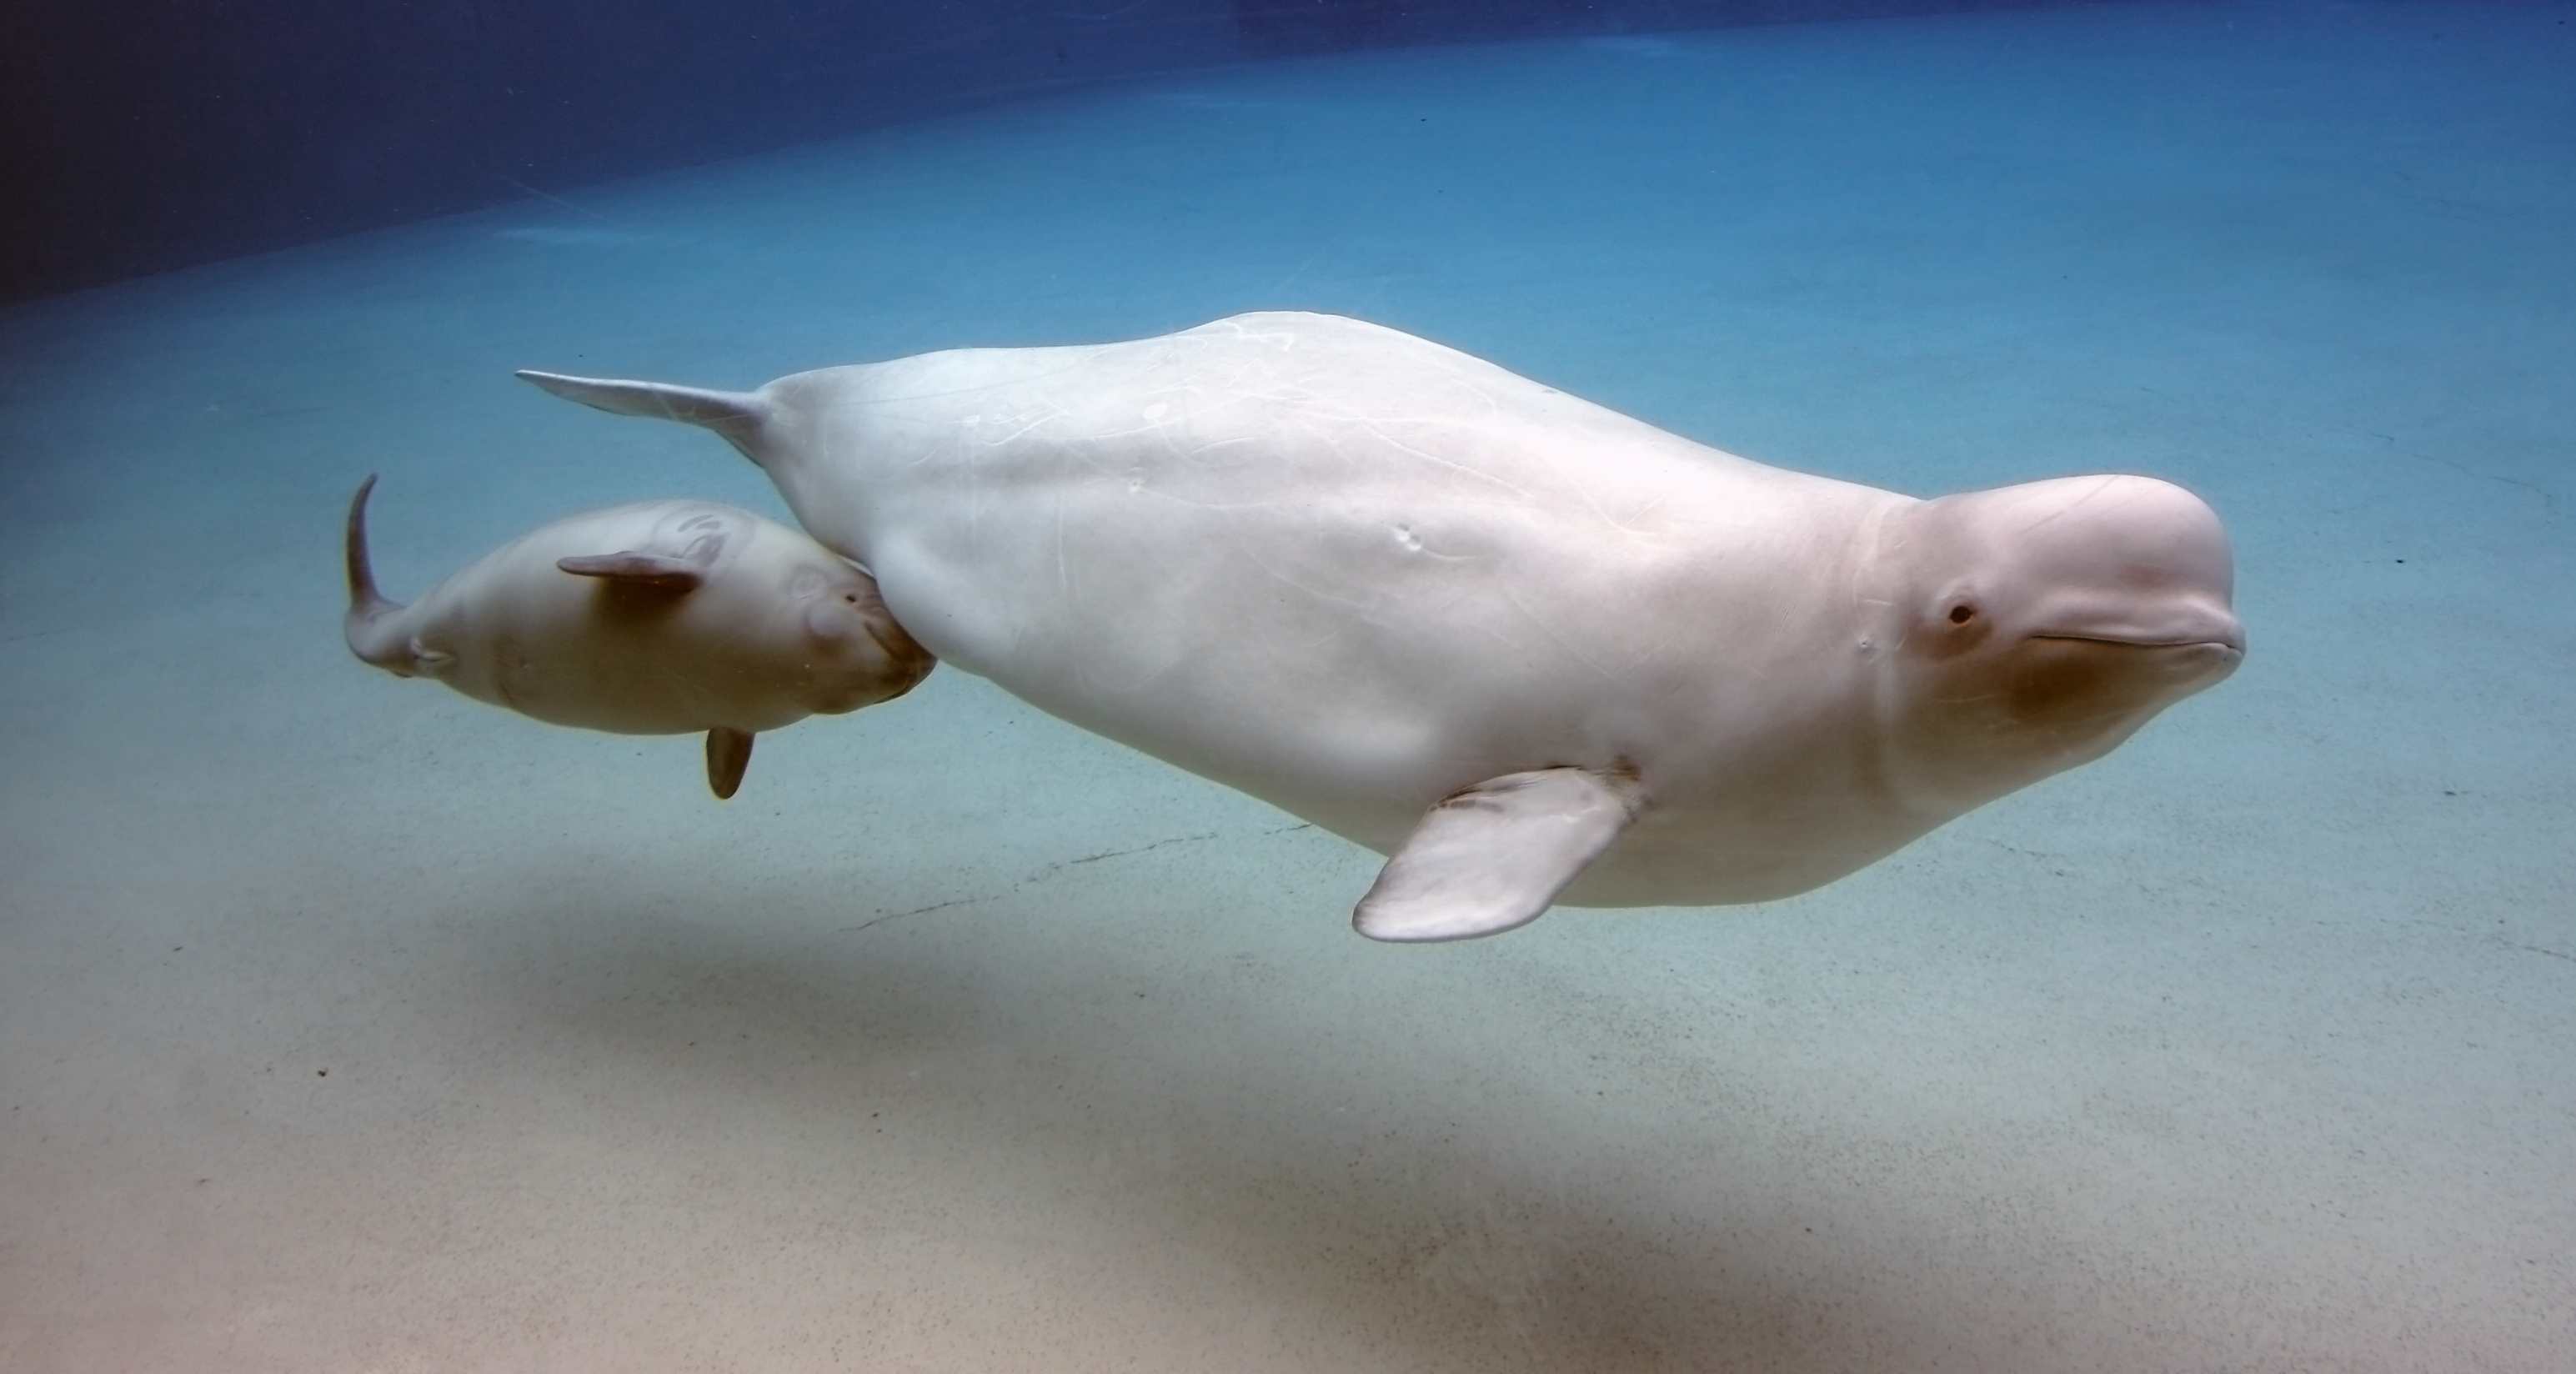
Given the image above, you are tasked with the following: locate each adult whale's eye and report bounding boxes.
[1947,604,1977,624]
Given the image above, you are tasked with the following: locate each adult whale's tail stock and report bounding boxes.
[516,370,773,463]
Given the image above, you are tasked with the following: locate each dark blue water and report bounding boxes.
[5,0,2067,302]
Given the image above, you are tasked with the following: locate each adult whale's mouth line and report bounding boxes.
[2031,631,2248,657]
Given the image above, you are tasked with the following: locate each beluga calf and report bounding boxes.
[521,311,2243,940]
[342,477,934,797]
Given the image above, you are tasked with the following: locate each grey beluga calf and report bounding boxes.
[343,476,935,798]
[521,311,2243,939]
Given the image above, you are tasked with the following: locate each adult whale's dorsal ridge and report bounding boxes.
[521,311,2243,939]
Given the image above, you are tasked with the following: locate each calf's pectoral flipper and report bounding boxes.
[553,554,751,801]
[1353,766,1644,943]
[555,549,748,798]
[705,726,755,801]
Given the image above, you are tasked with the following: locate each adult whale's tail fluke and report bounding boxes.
[515,370,773,463]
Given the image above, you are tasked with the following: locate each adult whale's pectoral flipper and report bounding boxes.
[1353,766,1645,943]
[515,371,772,458]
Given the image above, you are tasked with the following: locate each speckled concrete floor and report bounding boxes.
[3,3,2570,1369]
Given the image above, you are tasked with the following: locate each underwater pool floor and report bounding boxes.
[2,2,2570,1369]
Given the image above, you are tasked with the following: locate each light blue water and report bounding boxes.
[2,3,2569,1369]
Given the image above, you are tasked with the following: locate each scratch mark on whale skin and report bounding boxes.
[834,824,1316,935]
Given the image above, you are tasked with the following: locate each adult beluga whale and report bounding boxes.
[521,312,2243,940]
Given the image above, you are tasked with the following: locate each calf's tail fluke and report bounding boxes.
[515,370,772,462]
[343,474,413,670]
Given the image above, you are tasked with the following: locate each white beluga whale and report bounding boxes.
[520,311,2243,939]
[343,477,935,798]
